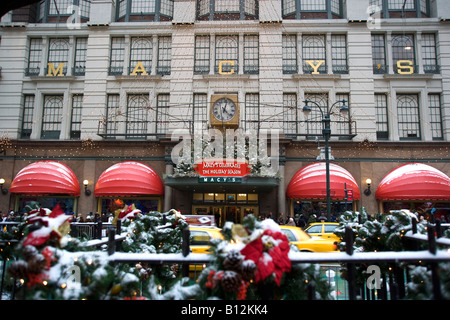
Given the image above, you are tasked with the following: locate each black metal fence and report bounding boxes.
[1,220,450,300]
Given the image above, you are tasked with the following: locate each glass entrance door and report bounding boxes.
[192,192,259,227]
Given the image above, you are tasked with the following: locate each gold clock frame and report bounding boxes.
[210,94,240,128]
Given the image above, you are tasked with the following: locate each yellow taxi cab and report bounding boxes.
[188,226,224,274]
[189,226,224,254]
[304,222,340,242]
[280,225,338,252]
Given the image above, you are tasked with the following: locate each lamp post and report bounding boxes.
[302,99,349,221]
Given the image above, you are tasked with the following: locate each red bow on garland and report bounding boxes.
[240,229,291,286]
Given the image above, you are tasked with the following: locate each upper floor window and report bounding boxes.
[282,33,348,75]
[37,0,90,23]
[197,0,258,21]
[369,0,430,18]
[371,32,440,75]
[109,36,172,76]
[46,38,70,76]
[116,0,174,22]
[392,34,416,74]
[282,0,343,19]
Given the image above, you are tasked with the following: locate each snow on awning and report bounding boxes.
[10,161,80,196]
[94,161,164,197]
[375,163,450,201]
[286,162,361,200]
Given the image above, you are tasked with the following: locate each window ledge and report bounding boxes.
[113,75,163,81]
[383,73,438,80]
[292,74,343,80]
[201,74,251,80]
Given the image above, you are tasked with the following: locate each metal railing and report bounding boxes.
[2,220,450,300]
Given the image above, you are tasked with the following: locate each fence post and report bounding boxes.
[181,227,190,277]
[108,228,116,256]
[70,223,77,237]
[435,219,442,238]
[411,217,417,234]
[427,224,442,299]
[96,221,102,240]
[116,219,122,235]
[345,226,357,300]
[307,283,316,300]
[427,224,436,255]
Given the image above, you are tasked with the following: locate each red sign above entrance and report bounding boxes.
[194,159,252,177]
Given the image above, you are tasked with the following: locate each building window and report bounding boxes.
[371,34,387,74]
[302,35,326,74]
[194,36,210,74]
[116,0,174,22]
[73,38,87,76]
[21,95,35,139]
[243,93,259,131]
[197,0,258,21]
[304,93,328,137]
[193,93,208,130]
[47,38,69,76]
[331,35,348,74]
[70,94,83,139]
[127,94,150,139]
[282,34,297,74]
[38,0,91,23]
[375,93,389,140]
[156,94,170,135]
[397,94,420,140]
[283,93,298,137]
[422,33,439,74]
[215,36,239,74]
[157,37,172,75]
[335,93,351,138]
[105,94,120,139]
[41,95,63,140]
[244,35,259,74]
[389,0,414,10]
[26,38,42,76]
[428,94,443,140]
[392,34,416,74]
[129,37,153,75]
[282,0,343,19]
[109,37,125,75]
[371,0,430,18]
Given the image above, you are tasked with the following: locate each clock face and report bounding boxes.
[212,98,237,122]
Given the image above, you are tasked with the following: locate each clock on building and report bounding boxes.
[210,94,239,128]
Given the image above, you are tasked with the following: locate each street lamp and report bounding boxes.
[302,99,349,221]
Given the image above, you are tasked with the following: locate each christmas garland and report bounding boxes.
[195,215,331,300]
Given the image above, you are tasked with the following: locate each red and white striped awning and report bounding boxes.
[94,161,164,197]
[286,162,361,200]
[10,161,80,196]
[375,163,450,201]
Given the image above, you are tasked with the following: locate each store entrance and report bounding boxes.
[192,193,259,227]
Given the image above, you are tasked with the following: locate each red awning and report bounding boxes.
[94,161,164,197]
[375,163,450,201]
[10,161,80,196]
[286,162,361,200]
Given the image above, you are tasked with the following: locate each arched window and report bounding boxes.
[397,94,421,140]
[116,0,174,22]
[197,0,258,20]
[215,36,239,74]
[392,34,416,74]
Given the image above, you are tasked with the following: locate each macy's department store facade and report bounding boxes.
[1,139,450,226]
[1,0,450,223]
